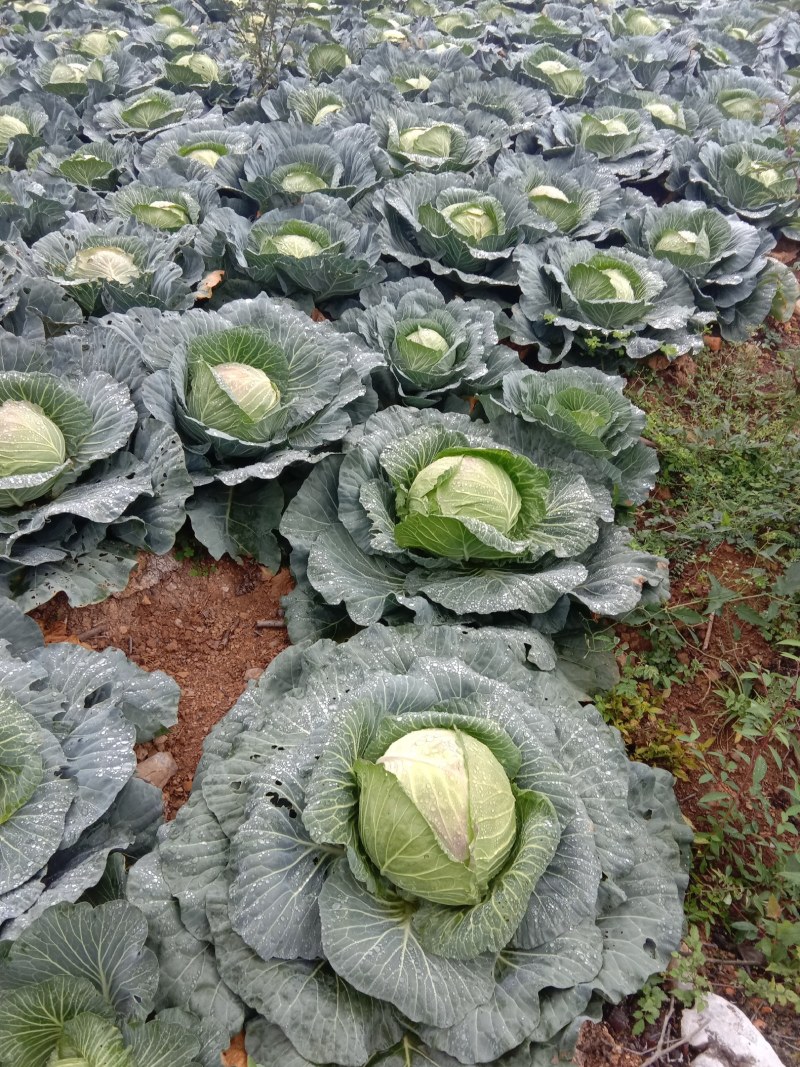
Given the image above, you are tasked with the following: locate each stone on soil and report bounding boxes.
[682,993,786,1067]
[136,752,178,789]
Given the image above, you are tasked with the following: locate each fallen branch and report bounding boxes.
[702,612,715,651]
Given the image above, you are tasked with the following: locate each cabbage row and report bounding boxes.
[0,0,785,1063]
[127,622,692,1067]
[0,0,797,615]
[0,595,178,941]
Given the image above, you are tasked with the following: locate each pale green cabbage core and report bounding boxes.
[536,59,568,75]
[165,28,197,48]
[600,267,636,301]
[552,386,614,436]
[719,90,762,120]
[626,12,663,34]
[645,101,682,127]
[655,227,711,259]
[379,729,473,861]
[212,363,281,420]
[408,454,522,534]
[312,103,342,124]
[0,400,66,478]
[66,246,140,284]
[155,9,183,26]
[736,158,782,188]
[440,202,497,241]
[382,28,406,41]
[79,30,125,56]
[436,13,471,32]
[397,124,453,158]
[175,53,220,81]
[49,61,88,83]
[405,327,449,353]
[121,97,171,127]
[280,168,328,193]
[0,116,30,142]
[132,200,191,230]
[180,142,226,167]
[529,184,570,204]
[401,74,432,91]
[271,233,324,258]
[365,727,517,902]
[597,117,630,136]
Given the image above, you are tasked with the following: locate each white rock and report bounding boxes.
[682,993,785,1067]
[692,1055,728,1067]
[135,752,178,789]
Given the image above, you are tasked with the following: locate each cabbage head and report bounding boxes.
[355,42,470,96]
[105,181,212,232]
[622,201,800,341]
[370,99,503,175]
[239,193,385,301]
[260,74,382,128]
[0,103,47,161]
[136,122,255,188]
[512,238,710,364]
[0,334,191,609]
[493,149,633,240]
[684,140,800,239]
[427,66,549,136]
[480,365,659,505]
[30,217,202,314]
[281,405,667,641]
[536,106,675,182]
[49,140,130,191]
[0,899,225,1067]
[128,622,689,1067]
[241,122,379,210]
[374,170,546,286]
[0,595,177,938]
[118,294,381,565]
[519,44,590,101]
[89,88,205,137]
[336,276,519,407]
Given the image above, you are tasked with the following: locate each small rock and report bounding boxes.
[703,335,722,352]
[153,735,168,751]
[135,753,178,789]
[692,1055,727,1067]
[184,775,193,791]
[119,625,129,636]
[682,993,785,1067]
[174,617,184,629]
[141,595,151,606]
[166,640,179,652]
[244,667,263,682]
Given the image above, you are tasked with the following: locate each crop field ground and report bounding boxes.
[3,2,800,1067]
[32,303,800,1067]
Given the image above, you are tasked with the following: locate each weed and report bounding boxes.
[630,344,800,561]
[225,0,303,90]
[715,647,800,745]
[174,526,218,577]
[612,341,800,1018]
[633,926,710,1036]
[595,672,709,779]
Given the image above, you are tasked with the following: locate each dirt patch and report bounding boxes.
[32,551,292,817]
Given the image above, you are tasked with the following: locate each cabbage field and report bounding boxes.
[0,0,798,1065]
